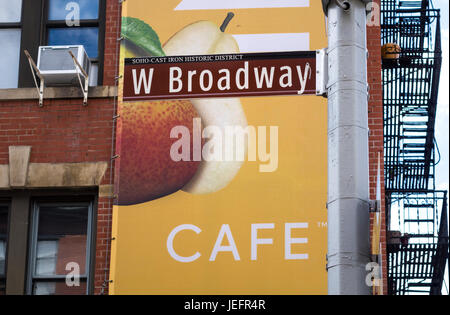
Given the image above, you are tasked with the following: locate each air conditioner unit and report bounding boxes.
[37,45,91,86]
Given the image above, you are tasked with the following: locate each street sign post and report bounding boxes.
[123,51,320,101]
[323,0,371,295]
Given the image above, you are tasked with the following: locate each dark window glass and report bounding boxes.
[29,203,92,295]
[32,280,87,295]
[47,27,99,58]
[0,204,9,295]
[48,0,99,20]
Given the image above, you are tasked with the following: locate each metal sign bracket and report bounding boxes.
[316,48,328,97]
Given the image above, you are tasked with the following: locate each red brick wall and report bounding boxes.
[0,97,115,295]
[0,0,121,295]
[0,99,113,165]
[367,0,388,294]
[103,0,122,87]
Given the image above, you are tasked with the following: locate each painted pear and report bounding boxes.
[117,100,201,205]
[117,18,201,205]
[163,18,239,55]
[163,13,249,195]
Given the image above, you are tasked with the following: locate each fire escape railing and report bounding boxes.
[387,191,448,294]
[381,0,448,295]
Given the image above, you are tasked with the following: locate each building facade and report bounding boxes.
[0,0,120,294]
[0,0,420,295]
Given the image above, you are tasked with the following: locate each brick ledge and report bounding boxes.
[0,161,108,189]
[0,85,117,101]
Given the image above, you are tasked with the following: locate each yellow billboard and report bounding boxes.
[110,0,328,294]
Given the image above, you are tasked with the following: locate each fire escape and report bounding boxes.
[381,0,448,294]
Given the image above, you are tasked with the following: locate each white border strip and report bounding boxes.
[175,0,309,10]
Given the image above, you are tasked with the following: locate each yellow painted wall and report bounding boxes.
[110,0,328,295]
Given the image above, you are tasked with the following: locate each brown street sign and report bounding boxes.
[123,51,317,101]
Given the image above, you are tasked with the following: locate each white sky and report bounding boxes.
[432,0,449,295]
[434,0,449,193]
[387,0,448,295]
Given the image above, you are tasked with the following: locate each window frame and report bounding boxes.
[27,200,94,295]
[0,189,98,295]
[42,0,106,86]
[0,200,11,295]
[10,0,107,88]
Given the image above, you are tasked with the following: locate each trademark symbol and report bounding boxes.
[317,222,327,228]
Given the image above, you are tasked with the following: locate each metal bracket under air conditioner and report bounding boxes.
[24,50,45,107]
[68,51,89,106]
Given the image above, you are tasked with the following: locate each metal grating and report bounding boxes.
[382,0,448,295]
[387,191,448,295]
[382,0,441,192]
[388,243,437,294]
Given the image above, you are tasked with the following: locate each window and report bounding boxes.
[0,0,23,88]
[27,202,93,295]
[0,191,97,295]
[45,0,102,86]
[0,0,105,89]
[0,203,9,295]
